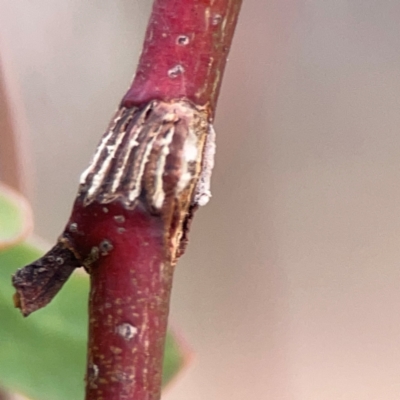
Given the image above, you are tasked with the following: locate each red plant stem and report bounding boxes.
[67,202,169,400]
[12,1,242,400]
[122,0,242,117]
[78,100,210,400]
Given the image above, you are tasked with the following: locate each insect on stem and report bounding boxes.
[12,1,243,399]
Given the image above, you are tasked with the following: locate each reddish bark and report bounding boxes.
[77,100,210,400]
[12,1,243,400]
[123,0,242,117]
[67,201,169,400]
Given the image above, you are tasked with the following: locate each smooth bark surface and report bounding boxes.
[68,202,169,399]
[123,0,242,117]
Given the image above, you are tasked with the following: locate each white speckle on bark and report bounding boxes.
[116,323,138,340]
[114,215,125,224]
[99,239,114,256]
[88,363,99,382]
[56,257,64,265]
[69,222,78,232]
[176,35,189,45]
[168,64,185,78]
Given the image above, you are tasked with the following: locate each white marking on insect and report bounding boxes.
[110,105,151,193]
[152,127,176,209]
[127,133,159,203]
[87,128,126,198]
[80,109,125,184]
[79,100,211,212]
[194,124,216,206]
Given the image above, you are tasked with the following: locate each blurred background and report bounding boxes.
[2,0,400,399]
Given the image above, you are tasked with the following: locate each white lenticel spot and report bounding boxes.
[90,364,99,380]
[176,35,189,45]
[99,239,114,256]
[69,222,78,232]
[168,64,185,78]
[114,215,125,224]
[56,257,64,265]
[116,323,138,340]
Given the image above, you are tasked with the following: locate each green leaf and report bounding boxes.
[0,184,32,250]
[0,241,187,400]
